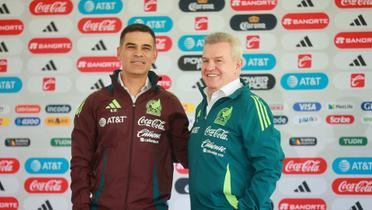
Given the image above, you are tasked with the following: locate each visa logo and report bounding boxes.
[79,0,123,14]
[281,73,328,90]
[128,16,173,33]
[25,158,69,174]
[333,157,372,175]
[178,35,206,52]
[293,102,321,112]
[242,54,276,70]
[0,77,22,93]
[15,117,40,126]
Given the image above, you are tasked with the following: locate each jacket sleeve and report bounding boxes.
[168,96,190,168]
[70,96,97,210]
[238,96,285,210]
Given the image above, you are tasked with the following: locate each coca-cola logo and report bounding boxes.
[278,198,326,210]
[30,0,73,15]
[204,126,229,141]
[326,115,354,124]
[0,197,18,210]
[230,0,278,11]
[138,116,166,131]
[0,158,20,174]
[137,129,161,139]
[282,13,329,30]
[78,17,122,34]
[28,38,72,54]
[77,56,120,72]
[156,36,172,52]
[283,158,327,174]
[24,177,68,193]
[0,19,24,35]
[333,178,372,194]
[335,0,372,8]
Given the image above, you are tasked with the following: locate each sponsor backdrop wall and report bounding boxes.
[0,0,371,209]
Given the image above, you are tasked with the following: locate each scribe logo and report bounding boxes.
[282,13,329,30]
[157,75,172,90]
[30,0,73,15]
[15,104,41,114]
[335,0,372,8]
[0,197,18,210]
[24,177,68,193]
[144,0,157,12]
[230,14,277,31]
[332,178,372,195]
[195,16,208,30]
[298,54,312,68]
[77,56,120,72]
[156,36,172,52]
[240,74,276,90]
[334,32,372,48]
[0,19,24,35]
[246,35,260,49]
[178,55,202,71]
[278,198,326,210]
[78,17,122,34]
[230,0,278,11]
[283,157,327,174]
[28,38,72,54]
[326,115,354,124]
[179,0,225,12]
[0,158,20,174]
[350,73,365,88]
[42,77,56,91]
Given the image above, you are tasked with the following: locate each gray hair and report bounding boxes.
[204,32,242,61]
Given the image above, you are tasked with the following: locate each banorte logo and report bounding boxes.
[335,0,372,8]
[29,0,73,15]
[78,17,122,34]
[156,36,172,52]
[326,115,354,124]
[0,158,20,174]
[28,38,72,54]
[334,32,372,48]
[282,13,329,30]
[230,0,277,11]
[0,19,24,35]
[278,198,326,210]
[0,197,19,210]
[77,56,120,72]
[332,178,372,195]
[24,177,68,193]
[283,157,327,174]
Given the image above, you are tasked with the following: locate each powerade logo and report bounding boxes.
[281,73,328,90]
[25,158,69,174]
[15,117,40,126]
[242,54,276,70]
[178,55,202,71]
[178,35,206,52]
[293,102,321,112]
[0,77,22,93]
[128,16,173,33]
[240,74,276,90]
[78,0,123,14]
[361,101,372,111]
[333,157,372,175]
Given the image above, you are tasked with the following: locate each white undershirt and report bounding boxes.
[204,78,242,115]
[118,71,151,103]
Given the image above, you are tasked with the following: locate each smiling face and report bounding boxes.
[117,31,157,78]
[201,42,242,95]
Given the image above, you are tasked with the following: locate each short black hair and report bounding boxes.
[119,23,156,46]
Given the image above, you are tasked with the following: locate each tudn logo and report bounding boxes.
[297,0,314,7]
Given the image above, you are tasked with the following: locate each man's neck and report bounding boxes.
[121,71,148,96]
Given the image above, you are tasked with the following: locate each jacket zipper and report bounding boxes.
[124,102,136,209]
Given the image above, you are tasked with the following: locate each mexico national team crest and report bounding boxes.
[214,106,233,126]
[146,99,162,116]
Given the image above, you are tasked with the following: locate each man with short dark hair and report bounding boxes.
[70,23,189,210]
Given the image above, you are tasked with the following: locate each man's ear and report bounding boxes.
[236,58,243,71]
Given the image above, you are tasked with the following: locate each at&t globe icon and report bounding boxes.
[287,75,298,88]
[184,38,195,50]
[338,159,350,172]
